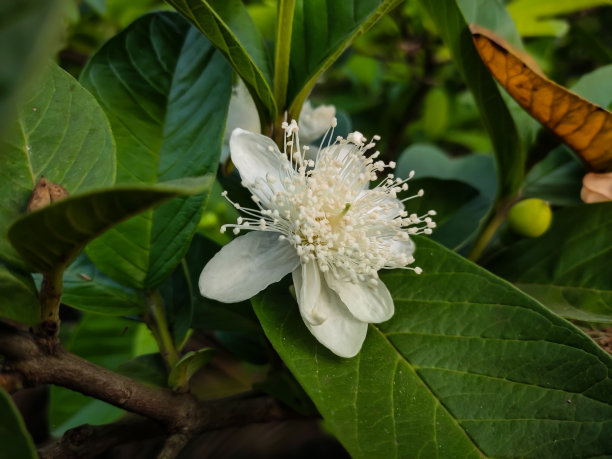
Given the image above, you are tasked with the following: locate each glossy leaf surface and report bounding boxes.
[9,177,210,273]
[81,13,231,289]
[254,237,612,458]
[61,254,144,316]
[488,203,612,324]
[0,63,115,269]
[165,0,275,122]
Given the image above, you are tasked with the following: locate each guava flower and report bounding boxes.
[298,100,336,144]
[200,121,435,357]
[220,79,336,162]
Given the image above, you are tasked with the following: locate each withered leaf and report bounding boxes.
[471,25,612,172]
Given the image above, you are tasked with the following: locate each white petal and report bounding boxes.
[325,270,394,323]
[223,79,261,146]
[199,231,299,303]
[356,191,404,221]
[298,101,336,144]
[293,262,368,358]
[230,128,293,203]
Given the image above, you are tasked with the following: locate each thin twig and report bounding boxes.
[157,432,192,459]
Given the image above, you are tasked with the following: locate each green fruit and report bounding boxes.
[508,198,552,238]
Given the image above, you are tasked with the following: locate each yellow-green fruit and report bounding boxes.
[508,198,552,238]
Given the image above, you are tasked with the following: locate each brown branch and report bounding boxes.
[38,416,164,459]
[0,322,303,458]
[157,432,192,459]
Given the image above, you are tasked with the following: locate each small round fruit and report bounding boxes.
[508,198,552,238]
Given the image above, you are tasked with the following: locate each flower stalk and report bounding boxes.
[467,196,519,262]
[37,267,64,341]
[145,291,180,369]
[273,0,296,111]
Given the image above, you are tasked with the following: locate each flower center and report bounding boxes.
[221,121,435,283]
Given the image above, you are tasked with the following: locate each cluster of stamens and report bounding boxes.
[221,120,436,287]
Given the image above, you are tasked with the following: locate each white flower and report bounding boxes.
[200,121,435,357]
[297,100,336,145]
[220,80,261,163]
[220,79,335,162]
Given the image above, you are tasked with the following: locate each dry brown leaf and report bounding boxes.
[470,25,612,172]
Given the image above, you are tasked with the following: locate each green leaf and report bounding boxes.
[288,0,402,115]
[254,369,318,416]
[418,0,524,198]
[0,0,63,128]
[165,0,275,123]
[49,315,146,436]
[61,253,145,316]
[159,260,193,347]
[0,388,37,459]
[81,12,231,290]
[457,0,523,49]
[9,177,211,273]
[397,144,497,249]
[168,348,214,388]
[0,62,115,270]
[406,178,481,249]
[507,0,610,37]
[254,237,612,457]
[571,64,612,109]
[0,263,39,325]
[487,203,612,323]
[523,146,585,207]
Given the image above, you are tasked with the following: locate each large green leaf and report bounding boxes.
[418,0,524,199]
[165,0,275,123]
[0,63,115,270]
[253,237,612,457]
[81,12,231,290]
[61,253,145,316]
[0,388,37,459]
[9,177,210,274]
[0,0,62,128]
[287,0,401,115]
[487,203,612,324]
[0,263,39,325]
